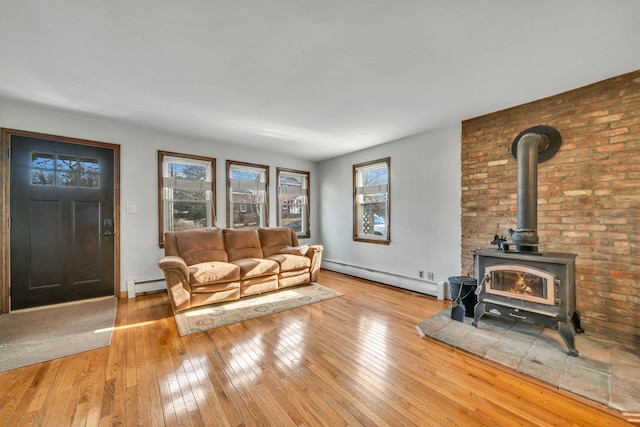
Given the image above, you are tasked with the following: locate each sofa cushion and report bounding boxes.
[258,227,294,257]
[279,245,309,256]
[231,258,280,279]
[239,275,279,297]
[224,228,263,261]
[267,253,311,272]
[190,281,240,295]
[279,273,310,289]
[189,261,241,285]
[175,228,228,265]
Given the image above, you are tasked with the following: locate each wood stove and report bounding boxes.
[472,249,582,356]
[471,125,583,356]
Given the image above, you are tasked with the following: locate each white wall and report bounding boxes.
[0,98,462,299]
[0,99,317,290]
[317,125,462,295]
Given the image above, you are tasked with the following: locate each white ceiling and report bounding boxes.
[1,1,639,161]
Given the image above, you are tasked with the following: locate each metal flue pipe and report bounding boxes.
[510,132,550,249]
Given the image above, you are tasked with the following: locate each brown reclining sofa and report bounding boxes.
[158,227,323,312]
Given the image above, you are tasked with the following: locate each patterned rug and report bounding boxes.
[173,283,342,336]
[417,308,640,417]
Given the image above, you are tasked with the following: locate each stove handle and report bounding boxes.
[509,312,527,320]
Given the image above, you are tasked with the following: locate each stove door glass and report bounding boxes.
[485,265,556,305]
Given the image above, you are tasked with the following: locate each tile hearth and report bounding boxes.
[417,308,640,416]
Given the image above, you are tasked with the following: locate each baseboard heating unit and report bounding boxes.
[126,278,167,298]
[322,260,446,299]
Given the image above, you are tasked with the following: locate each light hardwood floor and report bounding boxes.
[0,270,633,426]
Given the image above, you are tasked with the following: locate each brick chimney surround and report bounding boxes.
[461,70,640,341]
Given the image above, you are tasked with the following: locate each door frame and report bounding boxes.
[0,128,121,313]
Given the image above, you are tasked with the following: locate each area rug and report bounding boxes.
[173,283,342,336]
[417,308,640,416]
[0,297,117,372]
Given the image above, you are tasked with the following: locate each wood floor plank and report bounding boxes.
[84,347,110,426]
[138,296,170,427]
[189,335,247,426]
[60,358,91,425]
[0,269,634,426]
[43,352,90,427]
[0,365,39,425]
[12,359,63,426]
[239,319,352,427]
[69,349,103,427]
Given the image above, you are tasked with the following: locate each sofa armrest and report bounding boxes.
[306,245,324,282]
[158,256,192,311]
[158,256,190,280]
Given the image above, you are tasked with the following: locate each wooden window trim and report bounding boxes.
[226,160,269,229]
[157,151,216,248]
[353,157,390,245]
[277,167,311,238]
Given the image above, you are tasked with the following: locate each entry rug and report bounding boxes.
[417,308,640,416]
[0,297,117,372]
[173,283,342,336]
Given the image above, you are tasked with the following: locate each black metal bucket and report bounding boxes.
[448,276,477,321]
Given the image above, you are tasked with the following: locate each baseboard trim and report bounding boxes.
[322,259,446,299]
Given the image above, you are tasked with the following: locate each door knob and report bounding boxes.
[103,231,115,237]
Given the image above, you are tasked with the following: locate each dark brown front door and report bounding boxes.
[10,135,115,310]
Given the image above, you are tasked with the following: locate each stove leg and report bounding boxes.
[558,321,579,357]
[471,302,485,327]
[572,310,584,334]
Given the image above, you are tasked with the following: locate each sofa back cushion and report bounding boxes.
[173,227,228,265]
[259,227,296,257]
[224,228,263,261]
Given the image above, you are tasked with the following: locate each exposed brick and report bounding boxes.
[596,143,627,152]
[598,128,630,139]
[461,70,640,341]
[593,113,625,124]
[610,133,640,143]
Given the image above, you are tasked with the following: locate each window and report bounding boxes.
[227,161,269,228]
[353,157,390,244]
[277,168,310,238]
[158,151,216,247]
[31,152,100,188]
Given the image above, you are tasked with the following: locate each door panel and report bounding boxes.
[28,200,63,288]
[74,201,101,283]
[10,135,115,310]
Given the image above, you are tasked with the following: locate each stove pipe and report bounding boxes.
[511,133,547,246]
[509,126,562,252]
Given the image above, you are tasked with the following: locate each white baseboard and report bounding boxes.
[126,278,166,298]
[322,259,446,300]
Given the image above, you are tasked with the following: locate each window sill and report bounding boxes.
[353,236,390,245]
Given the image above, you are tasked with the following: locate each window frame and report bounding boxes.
[226,160,269,229]
[353,157,390,245]
[276,167,310,238]
[157,151,216,248]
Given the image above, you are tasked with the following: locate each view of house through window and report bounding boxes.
[277,168,310,237]
[227,161,269,228]
[353,157,390,244]
[158,151,215,246]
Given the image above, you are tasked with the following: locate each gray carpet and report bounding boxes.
[0,297,117,372]
[417,308,640,416]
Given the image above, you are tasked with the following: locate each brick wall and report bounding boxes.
[461,70,640,341]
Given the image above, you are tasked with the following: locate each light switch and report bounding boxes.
[126,204,138,214]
